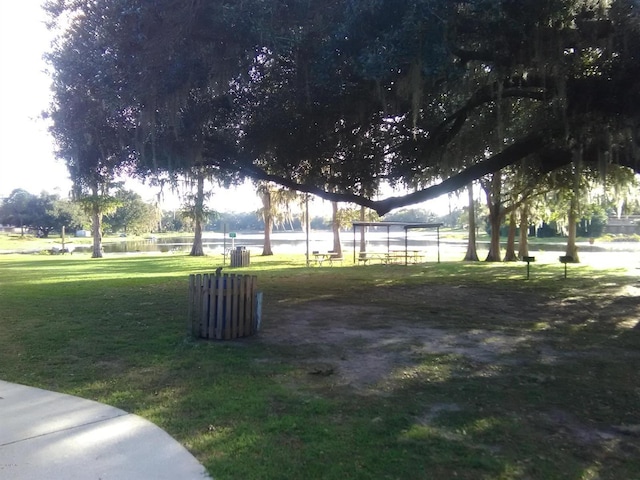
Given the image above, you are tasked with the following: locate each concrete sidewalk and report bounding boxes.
[0,380,211,479]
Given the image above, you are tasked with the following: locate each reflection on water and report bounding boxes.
[70,230,640,266]
[72,230,443,254]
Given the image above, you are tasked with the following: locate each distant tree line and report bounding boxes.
[3,183,635,245]
[0,189,85,237]
[0,187,157,237]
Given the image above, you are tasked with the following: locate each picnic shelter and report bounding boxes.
[351,222,444,265]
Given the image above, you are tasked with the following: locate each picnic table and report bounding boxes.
[357,251,422,265]
[312,251,343,266]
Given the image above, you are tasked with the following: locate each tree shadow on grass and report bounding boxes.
[1,255,638,479]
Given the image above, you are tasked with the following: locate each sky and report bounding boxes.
[0,1,72,199]
[0,1,263,211]
[0,1,456,216]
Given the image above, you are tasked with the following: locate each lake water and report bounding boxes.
[76,230,429,254]
[67,230,640,268]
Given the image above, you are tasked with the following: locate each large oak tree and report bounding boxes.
[46,0,640,216]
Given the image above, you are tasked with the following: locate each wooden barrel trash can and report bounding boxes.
[230,247,250,267]
[188,273,262,340]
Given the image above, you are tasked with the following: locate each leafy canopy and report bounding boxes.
[46,0,640,214]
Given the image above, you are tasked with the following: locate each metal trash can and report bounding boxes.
[230,246,250,267]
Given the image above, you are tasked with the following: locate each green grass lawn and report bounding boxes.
[1,252,639,479]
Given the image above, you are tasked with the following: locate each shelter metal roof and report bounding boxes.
[351,221,444,229]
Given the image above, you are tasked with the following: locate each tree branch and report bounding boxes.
[229,129,558,215]
[425,85,550,149]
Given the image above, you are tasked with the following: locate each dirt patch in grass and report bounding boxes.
[257,282,640,467]
[259,285,571,391]
[260,283,640,387]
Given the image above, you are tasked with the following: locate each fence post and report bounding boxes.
[224,274,233,340]
[231,273,240,338]
[206,273,215,339]
[187,274,197,336]
[254,291,263,332]
[246,275,257,335]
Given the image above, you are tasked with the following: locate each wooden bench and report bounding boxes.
[357,253,371,265]
[327,252,343,266]
[357,252,388,264]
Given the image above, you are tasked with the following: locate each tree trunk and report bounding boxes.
[261,188,273,256]
[463,183,479,261]
[565,195,580,262]
[503,209,518,261]
[331,201,342,255]
[484,174,502,262]
[485,214,502,261]
[91,207,103,258]
[262,216,273,255]
[359,205,366,253]
[518,202,529,259]
[190,220,204,256]
[189,173,205,256]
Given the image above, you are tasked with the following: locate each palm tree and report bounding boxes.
[256,182,300,256]
[189,169,207,256]
[331,204,379,257]
[77,181,120,258]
